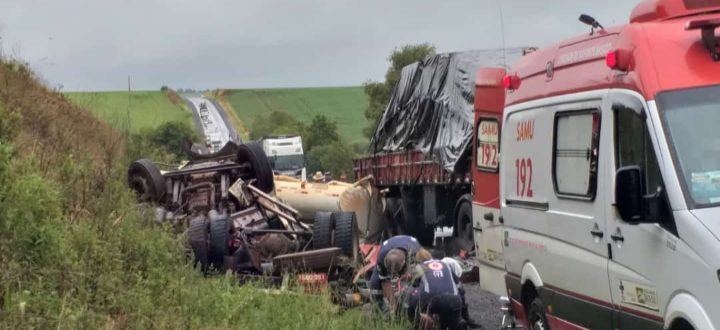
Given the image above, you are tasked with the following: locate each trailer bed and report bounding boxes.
[353,150,470,187]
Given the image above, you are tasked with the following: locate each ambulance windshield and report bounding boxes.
[658,85,720,207]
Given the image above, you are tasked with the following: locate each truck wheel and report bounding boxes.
[188,216,209,272]
[127,159,166,202]
[312,211,335,249]
[528,297,550,330]
[382,198,404,240]
[333,211,359,262]
[237,141,274,194]
[209,216,229,271]
[455,202,474,249]
[400,190,434,246]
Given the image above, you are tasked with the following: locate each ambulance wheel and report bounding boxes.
[528,297,550,330]
[237,141,274,194]
[128,159,166,202]
[312,211,335,249]
[332,211,359,262]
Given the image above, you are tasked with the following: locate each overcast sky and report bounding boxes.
[0,0,642,91]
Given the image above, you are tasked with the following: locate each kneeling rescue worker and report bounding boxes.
[402,259,468,330]
[370,235,427,312]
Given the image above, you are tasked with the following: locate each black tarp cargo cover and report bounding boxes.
[370,48,529,173]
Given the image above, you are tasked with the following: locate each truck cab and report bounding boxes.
[260,135,307,181]
[477,1,720,329]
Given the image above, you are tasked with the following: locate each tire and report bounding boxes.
[382,198,404,240]
[333,211,359,262]
[237,141,274,193]
[312,211,335,249]
[127,159,166,202]
[209,216,229,271]
[528,297,550,330]
[188,216,209,272]
[455,201,474,250]
[400,189,435,246]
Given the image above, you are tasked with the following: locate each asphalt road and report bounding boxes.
[184,96,240,152]
[465,284,503,329]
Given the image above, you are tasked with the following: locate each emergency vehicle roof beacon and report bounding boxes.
[479,0,720,329]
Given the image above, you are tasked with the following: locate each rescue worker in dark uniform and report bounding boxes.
[442,257,481,328]
[370,235,426,313]
[402,259,465,330]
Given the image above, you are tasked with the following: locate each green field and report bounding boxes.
[66,91,192,131]
[224,87,369,145]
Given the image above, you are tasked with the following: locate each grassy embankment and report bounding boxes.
[218,87,369,146]
[65,90,193,132]
[0,60,400,329]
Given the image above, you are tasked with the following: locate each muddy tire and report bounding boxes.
[312,211,335,249]
[188,216,209,272]
[528,297,550,330]
[127,159,166,202]
[333,211,359,262]
[237,141,274,193]
[209,216,229,271]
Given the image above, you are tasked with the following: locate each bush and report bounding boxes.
[306,141,355,181]
[138,121,199,160]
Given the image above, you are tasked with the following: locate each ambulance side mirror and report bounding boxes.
[615,166,644,222]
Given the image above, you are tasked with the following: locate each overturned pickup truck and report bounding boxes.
[127,141,359,280]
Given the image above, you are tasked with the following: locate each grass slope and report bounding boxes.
[0,61,399,328]
[224,87,369,145]
[65,91,192,132]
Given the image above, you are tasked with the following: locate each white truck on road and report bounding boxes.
[260,135,306,181]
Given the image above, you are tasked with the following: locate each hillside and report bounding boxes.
[65,90,192,131]
[0,60,395,329]
[222,87,369,145]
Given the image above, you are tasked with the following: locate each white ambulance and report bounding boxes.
[479,0,720,329]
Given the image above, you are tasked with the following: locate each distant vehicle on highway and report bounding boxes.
[260,135,306,181]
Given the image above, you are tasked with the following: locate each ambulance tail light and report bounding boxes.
[503,74,521,90]
[606,49,631,71]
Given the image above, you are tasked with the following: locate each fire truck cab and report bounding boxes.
[475,0,720,329]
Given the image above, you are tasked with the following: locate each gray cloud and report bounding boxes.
[0,0,642,91]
